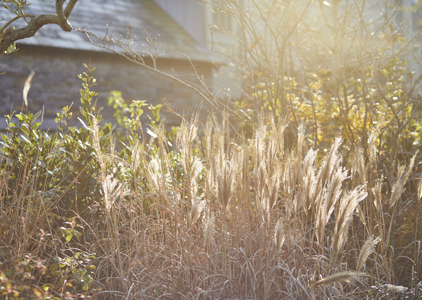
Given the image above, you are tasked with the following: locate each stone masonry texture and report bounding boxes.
[0,45,213,129]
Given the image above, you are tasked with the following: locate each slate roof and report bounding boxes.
[1,0,213,62]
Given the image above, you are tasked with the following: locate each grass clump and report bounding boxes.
[0,65,421,299]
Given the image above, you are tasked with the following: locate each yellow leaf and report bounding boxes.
[33,287,42,297]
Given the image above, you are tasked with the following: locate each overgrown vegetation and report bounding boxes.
[2,0,422,299]
[0,62,421,299]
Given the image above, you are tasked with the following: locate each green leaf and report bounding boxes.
[150,104,163,122]
[65,232,73,242]
[33,110,41,121]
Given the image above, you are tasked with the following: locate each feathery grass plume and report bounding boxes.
[325,166,348,215]
[315,187,328,245]
[418,176,422,199]
[255,163,268,206]
[188,157,205,226]
[282,150,297,195]
[296,123,305,161]
[186,155,204,206]
[92,116,114,211]
[204,212,215,250]
[300,148,318,211]
[371,178,383,210]
[213,118,236,211]
[315,166,348,245]
[177,118,204,213]
[356,204,367,228]
[403,150,418,184]
[367,126,380,167]
[188,196,205,227]
[101,174,123,211]
[203,119,216,205]
[239,144,251,205]
[388,151,418,209]
[203,119,215,182]
[266,122,286,170]
[279,269,353,300]
[275,219,286,252]
[146,157,161,192]
[131,141,140,167]
[356,236,381,271]
[260,168,281,222]
[204,118,213,158]
[313,139,345,243]
[253,126,269,209]
[216,158,235,211]
[190,157,203,189]
[92,116,105,173]
[146,152,171,197]
[386,284,408,293]
[176,118,198,176]
[390,164,405,209]
[316,137,342,192]
[268,170,280,209]
[253,125,267,171]
[350,147,366,185]
[332,185,367,252]
[154,125,173,188]
[313,271,360,287]
[317,166,347,227]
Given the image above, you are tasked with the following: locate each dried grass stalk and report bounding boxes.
[23,71,35,107]
[390,164,405,209]
[313,271,360,287]
[316,137,342,191]
[371,178,383,211]
[216,158,235,210]
[274,219,285,252]
[189,197,205,227]
[367,126,380,167]
[332,186,367,252]
[301,148,317,211]
[350,147,366,185]
[101,174,123,211]
[92,117,116,211]
[403,150,418,184]
[418,176,422,200]
[356,236,381,271]
[204,212,215,250]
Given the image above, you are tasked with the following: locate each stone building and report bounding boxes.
[0,0,237,129]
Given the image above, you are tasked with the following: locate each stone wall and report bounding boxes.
[0,45,213,129]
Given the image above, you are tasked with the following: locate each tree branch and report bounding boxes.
[0,0,78,54]
[64,0,78,18]
[56,0,72,31]
[0,14,36,35]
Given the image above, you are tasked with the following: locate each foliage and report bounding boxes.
[1,0,422,299]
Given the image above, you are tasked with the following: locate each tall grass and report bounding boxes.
[86,116,416,298]
[1,113,420,299]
